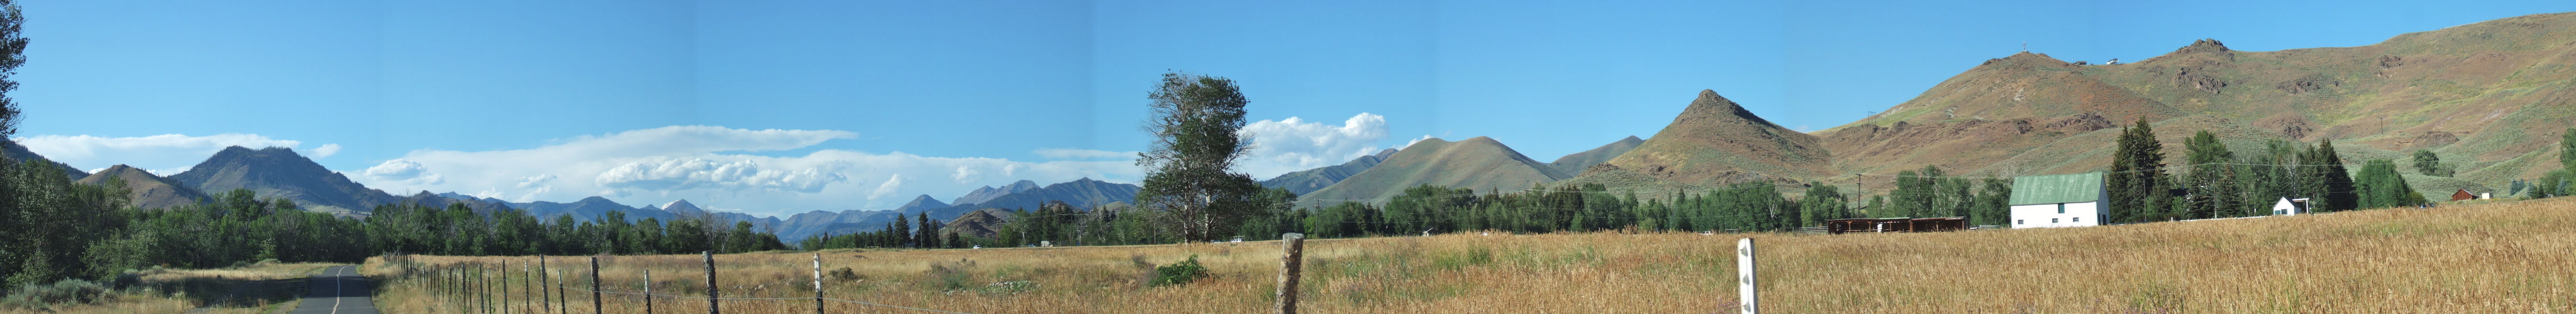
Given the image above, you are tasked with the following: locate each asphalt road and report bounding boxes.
[287,265,378,314]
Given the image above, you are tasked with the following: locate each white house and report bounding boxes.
[2008,172,2107,228]
[2271,197,2310,216]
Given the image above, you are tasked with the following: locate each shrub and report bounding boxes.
[1,279,110,310]
[828,267,863,282]
[1149,255,1209,287]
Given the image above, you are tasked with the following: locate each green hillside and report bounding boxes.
[1298,137,1568,204]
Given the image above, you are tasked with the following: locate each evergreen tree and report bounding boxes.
[2183,131,2234,219]
[2107,118,2166,223]
[2305,140,2358,212]
[2354,159,2414,208]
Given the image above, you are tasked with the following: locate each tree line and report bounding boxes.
[0,158,790,291]
[2102,118,2461,222]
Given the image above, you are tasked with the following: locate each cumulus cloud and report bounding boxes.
[364,159,443,185]
[312,144,343,159]
[868,174,904,200]
[593,158,850,193]
[1033,148,1136,160]
[13,133,305,171]
[350,125,1141,218]
[1237,113,1392,179]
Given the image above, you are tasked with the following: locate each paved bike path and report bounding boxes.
[287,265,378,314]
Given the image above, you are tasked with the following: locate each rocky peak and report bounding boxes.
[1677,89,1784,129]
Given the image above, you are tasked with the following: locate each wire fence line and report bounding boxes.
[412,253,981,314]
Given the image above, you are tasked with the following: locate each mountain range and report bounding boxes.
[1274,13,2576,204]
[1260,149,1397,195]
[15,143,1136,242]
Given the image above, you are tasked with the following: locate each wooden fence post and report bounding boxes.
[589,257,602,314]
[1738,238,1759,314]
[540,255,551,314]
[643,270,653,314]
[526,260,535,314]
[813,253,823,314]
[704,251,720,314]
[1275,233,1306,314]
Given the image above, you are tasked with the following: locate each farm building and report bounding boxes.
[1823,217,1968,234]
[2008,172,2107,228]
[2272,197,2310,216]
[2451,189,2479,201]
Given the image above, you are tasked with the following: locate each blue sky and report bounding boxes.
[10,1,2572,217]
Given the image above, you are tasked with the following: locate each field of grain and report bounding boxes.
[370,197,2576,313]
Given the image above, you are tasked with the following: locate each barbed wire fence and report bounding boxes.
[407,253,983,314]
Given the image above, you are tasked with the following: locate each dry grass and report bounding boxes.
[371,198,2576,313]
[1,262,335,314]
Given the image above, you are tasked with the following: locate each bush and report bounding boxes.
[1,279,110,310]
[1149,255,1209,287]
[828,267,862,282]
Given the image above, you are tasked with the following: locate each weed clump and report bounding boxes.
[1148,254,1208,287]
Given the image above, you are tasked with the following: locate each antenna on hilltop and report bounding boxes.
[2022,41,2028,52]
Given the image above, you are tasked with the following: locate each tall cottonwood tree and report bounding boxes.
[1134,72,1262,241]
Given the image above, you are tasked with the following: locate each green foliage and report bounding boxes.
[2561,127,2575,171]
[2183,131,2238,220]
[1,278,106,310]
[2107,118,2166,223]
[1798,183,1847,227]
[1971,176,2013,226]
[2411,149,2450,176]
[2353,159,2417,209]
[1134,72,1264,242]
[1148,255,1209,287]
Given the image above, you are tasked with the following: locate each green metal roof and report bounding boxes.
[2008,172,2104,205]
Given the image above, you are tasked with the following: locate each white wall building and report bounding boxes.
[2271,197,2310,216]
[2008,172,2107,228]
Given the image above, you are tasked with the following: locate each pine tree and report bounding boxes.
[2306,140,2358,212]
[2107,118,2166,223]
[2183,131,2233,219]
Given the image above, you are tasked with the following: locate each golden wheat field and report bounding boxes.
[367,197,2576,313]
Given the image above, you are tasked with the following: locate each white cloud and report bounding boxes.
[593,158,850,193]
[364,159,443,185]
[1237,113,1392,180]
[350,125,1141,218]
[13,133,305,171]
[1398,135,1437,149]
[868,174,904,200]
[312,144,343,159]
[514,174,558,188]
[1033,148,1135,160]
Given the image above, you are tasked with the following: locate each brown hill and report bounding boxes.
[1601,89,1832,186]
[1300,137,1567,203]
[1791,12,2576,187]
[76,164,209,209]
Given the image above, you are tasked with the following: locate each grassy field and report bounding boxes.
[371,197,2576,313]
[2,262,338,314]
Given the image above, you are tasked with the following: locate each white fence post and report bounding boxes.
[1738,238,1758,314]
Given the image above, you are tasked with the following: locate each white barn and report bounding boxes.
[2008,172,2107,228]
[2271,197,2310,216]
